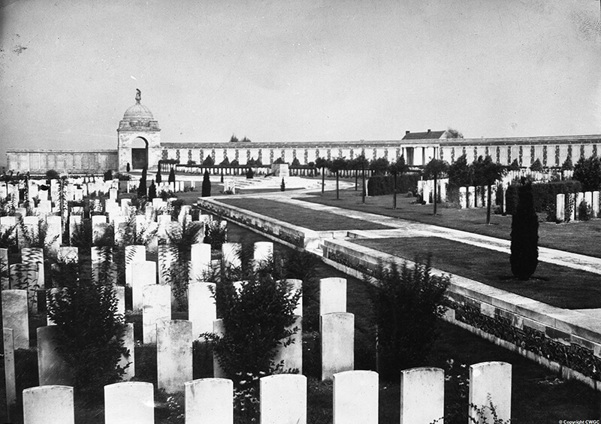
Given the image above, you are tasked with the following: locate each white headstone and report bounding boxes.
[253,241,273,269]
[321,312,354,381]
[119,323,135,381]
[37,326,73,386]
[142,284,171,344]
[132,261,157,311]
[400,367,444,424]
[157,319,193,394]
[190,243,212,282]
[104,382,154,424]
[319,277,346,316]
[282,279,302,317]
[125,245,146,288]
[593,191,600,218]
[556,193,565,222]
[213,319,226,378]
[21,247,44,288]
[2,289,29,349]
[222,242,241,268]
[333,370,378,424]
[57,246,78,264]
[185,378,234,424]
[260,374,307,424]
[115,285,125,316]
[0,247,9,290]
[188,282,216,339]
[158,245,177,285]
[576,192,584,220]
[469,362,512,423]
[467,186,476,208]
[273,315,302,374]
[23,386,74,424]
[3,328,16,410]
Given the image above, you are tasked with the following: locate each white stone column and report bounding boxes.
[400,367,444,424]
[188,282,216,339]
[333,370,378,424]
[142,284,171,344]
[23,386,74,424]
[105,382,154,424]
[260,374,307,424]
[185,378,234,424]
[319,277,346,316]
[157,319,193,394]
[2,289,29,349]
[321,312,354,381]
[469,361,512,423]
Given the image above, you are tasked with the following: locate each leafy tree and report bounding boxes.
[202,155,215,166]
[291,157,301,167]
[148,180,157,200]
[241,136,251,142]
[509,159,520,171]
[220,157,230,166]
[448,154,473,188]
[315,157,331,195]
[350,154,370,202]
[368,258,449,381]
[247,158,256,167]
[388,155,409,209]
[369,157,389,175]
[168,167,176,186]
[46,169,60,181]
[137,167,147,197]
[201,170,211,197]
[446,128,464,138]
[510,182,538,280]
[229,134,239,143]
[328,157,347,200]
[255,158,262,166]
[230,159,239,166]
[473,156,506,225]
[156,167,162,184]
[423,158,449,215]
[47,254,128,400]
[561,155,574,171]
[280,178,286,191]
[573,156,601,191]
[530,158,543,172]
[103,170,113,181]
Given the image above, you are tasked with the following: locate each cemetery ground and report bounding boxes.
[0,221,598,423]
[298,184,601,259]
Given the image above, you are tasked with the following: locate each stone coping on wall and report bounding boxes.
[196,198,322,251]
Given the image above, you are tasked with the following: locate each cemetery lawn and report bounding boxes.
[217,198,395,231]
[352,236,601,309]
[298,187,601,258]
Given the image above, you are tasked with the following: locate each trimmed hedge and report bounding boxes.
[367,173,421,196]
[505,180,582,217]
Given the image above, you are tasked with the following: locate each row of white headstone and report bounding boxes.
[458,185,498,209]
[19,361,512,424]
[555,191,600,222]
[418,178,449,204]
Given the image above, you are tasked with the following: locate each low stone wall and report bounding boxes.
[7,149,119,174]
[321,238,601,391]
[196,198,321,250]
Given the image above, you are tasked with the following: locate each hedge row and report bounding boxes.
[367,173,421,196]
[505,180,582,216]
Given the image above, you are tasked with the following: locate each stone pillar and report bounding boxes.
[469,361,512,423]
[556,194,565,222]
[400,367,444,424]
[333,370,378,424]
[260,374,307,424]
[273,316,302,374]
[2,289,29,349]
[185,378,234,424]
[190,243,212,282]
[321,312,354,381]
[119,323,135,381]
[253,241,273,269]
[213,319,226,378]
[23,386,74,424]
[222,242,241,268]
[142,284,171,344]
[188,282,216,339]
[157,319,193,394]
[37,326,73,386]
[467,186,475,208]
[104,382,154,424]
[4,328,16,413]
[132,261,157,311]
[125,245,146,288]
[319,277,346,316]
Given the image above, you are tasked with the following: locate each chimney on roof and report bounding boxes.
[405,130,410,135]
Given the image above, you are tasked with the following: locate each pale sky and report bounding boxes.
[1,0,600,167]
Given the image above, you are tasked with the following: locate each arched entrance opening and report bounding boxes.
[131,137,148,169]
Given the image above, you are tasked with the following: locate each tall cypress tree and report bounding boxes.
[510,182,538,280]
[201,170,211,197]
[137,167,147,197]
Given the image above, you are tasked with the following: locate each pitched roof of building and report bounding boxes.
[402,130,446,140]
